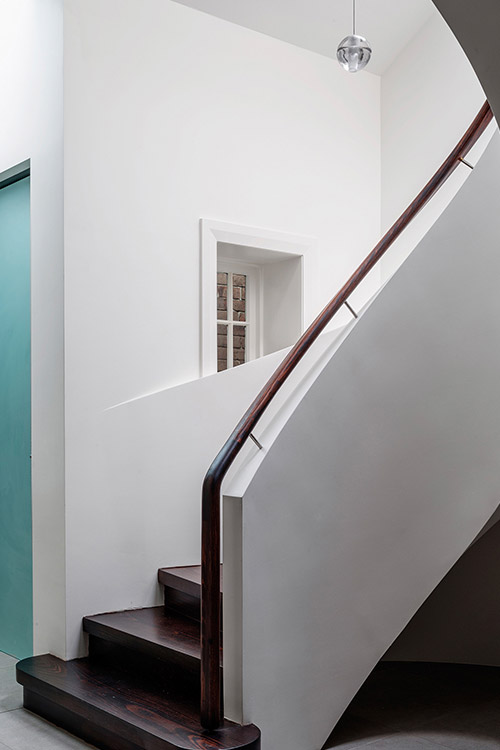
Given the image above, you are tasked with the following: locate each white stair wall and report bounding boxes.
[226,131,500,750]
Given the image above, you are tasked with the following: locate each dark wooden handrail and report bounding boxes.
[200,100,494,729]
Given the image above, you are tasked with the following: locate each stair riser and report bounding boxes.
[24,690,145,750]
[25,688,260,750]
[18,671,181,750]
[163,588,223,626]
[89,636,202,684]
[164,588,201,623]
[83,607,219,670]
[158,567,223,624]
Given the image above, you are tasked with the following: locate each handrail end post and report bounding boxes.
[200,703,223,731]
[201,471,223,730]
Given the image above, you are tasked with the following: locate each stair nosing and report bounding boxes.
[158,566,222,598]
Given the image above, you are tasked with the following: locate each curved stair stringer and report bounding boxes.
[226,131,500,750]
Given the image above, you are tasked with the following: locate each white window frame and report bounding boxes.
[217,260,261,371]
[200,219,318,377]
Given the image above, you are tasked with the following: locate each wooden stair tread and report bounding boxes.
[84,606,222,666]
[158,566,222,598]
[17,654,259,750]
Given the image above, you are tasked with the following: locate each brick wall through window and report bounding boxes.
[217,271,247,371]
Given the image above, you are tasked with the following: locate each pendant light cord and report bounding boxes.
[353,0,356,35]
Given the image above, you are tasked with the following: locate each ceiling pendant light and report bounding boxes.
[337,0,372,73]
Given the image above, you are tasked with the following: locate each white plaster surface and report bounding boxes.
[171,0,436,76]
[381,11,491,281]
[233,133,500,750]
[66,326,345,658]
[63,0,381,657]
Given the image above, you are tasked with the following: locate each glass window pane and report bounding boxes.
[232,273,246,322]
[217,323,228,372]
[217,272,228,321]
[233,325,246,368]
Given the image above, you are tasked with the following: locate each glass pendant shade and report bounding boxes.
[337,34,372,72]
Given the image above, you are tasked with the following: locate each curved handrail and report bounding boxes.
[200,100,494,729]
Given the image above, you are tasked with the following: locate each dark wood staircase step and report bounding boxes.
[83,606,222,668]
[158,566,223,623]
[17,654,260,750]
[158,566,223,599]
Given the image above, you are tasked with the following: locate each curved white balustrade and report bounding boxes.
[225,130,500,750]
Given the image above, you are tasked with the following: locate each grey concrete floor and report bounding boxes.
[325,662,500,749]
[0,653,93,750]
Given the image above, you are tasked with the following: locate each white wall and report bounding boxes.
[63,0,381,657]
[231,133,500,750]
[381,11,490,280]
[262,257,302,356]
[0,0,65,657]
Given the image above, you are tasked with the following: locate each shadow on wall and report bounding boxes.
[383,512,500,666]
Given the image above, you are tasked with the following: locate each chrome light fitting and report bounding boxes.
[337,0,372,73]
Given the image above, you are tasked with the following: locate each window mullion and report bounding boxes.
[228,272,234,369]
[216,263,254,371]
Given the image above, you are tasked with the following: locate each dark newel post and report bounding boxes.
[201,473,222,729]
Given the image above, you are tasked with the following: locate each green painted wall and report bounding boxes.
[0,177,32,658]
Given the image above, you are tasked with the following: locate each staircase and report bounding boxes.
[14,6,500,747]
[15,103,497,750]
[16,566,259,750]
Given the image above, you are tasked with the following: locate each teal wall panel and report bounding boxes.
[0,177,32,659]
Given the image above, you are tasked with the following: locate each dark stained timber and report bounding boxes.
[83,605,222,668]
[159,565,223,624]
[17,655,260,750]
[200,100,494,728]
[159,565,222,600]
[17,572,249,750]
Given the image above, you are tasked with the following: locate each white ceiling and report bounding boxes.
[171,0,437,76]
